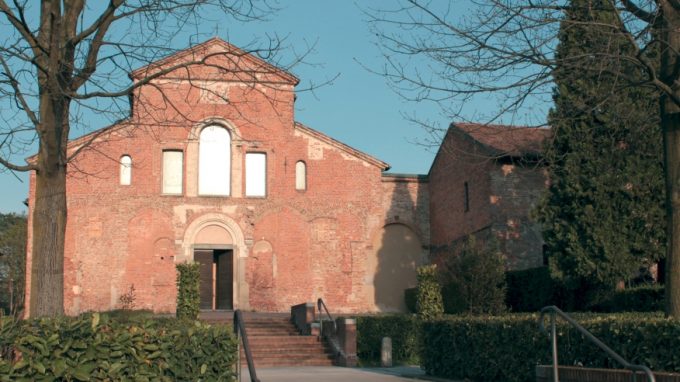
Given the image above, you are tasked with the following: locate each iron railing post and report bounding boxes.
[233,310,260,382]
[550,312,559,382]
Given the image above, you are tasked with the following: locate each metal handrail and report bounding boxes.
[539,305,656,382]
[233,310,260,382]
[317,297,337,336]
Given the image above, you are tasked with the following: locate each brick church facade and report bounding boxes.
[24,39,546,316]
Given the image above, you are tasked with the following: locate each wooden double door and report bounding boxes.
[194,249,233,310]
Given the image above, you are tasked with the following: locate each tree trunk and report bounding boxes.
[659,1,680,318]
[29,160,66,317]
[662,111,680,318]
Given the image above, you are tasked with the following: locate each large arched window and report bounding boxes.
[120,155,132,185]
[199,125,231,195]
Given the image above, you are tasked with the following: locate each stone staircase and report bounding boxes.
[201,312,335,367]
[243,316,335,367]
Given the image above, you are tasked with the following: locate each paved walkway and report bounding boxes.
[239,366,459,382]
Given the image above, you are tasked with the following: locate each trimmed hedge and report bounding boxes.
[176,262,201,320]
[416,265,444,320]
[405,283,468,314]
[356,315,421,365]
[422,313,677,382]
[404,288,417,313]
[506,267,558,312]
[0,313,237,381]
[588,285,664,313]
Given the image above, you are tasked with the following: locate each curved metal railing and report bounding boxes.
[233,310,260,382]
[317,298,337,335]
[539,305,655,382]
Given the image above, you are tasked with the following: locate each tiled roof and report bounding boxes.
[453,122,551,157]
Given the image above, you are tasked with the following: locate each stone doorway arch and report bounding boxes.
[181,213,250,310]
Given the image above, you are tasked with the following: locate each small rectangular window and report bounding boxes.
[162,150,183,195]
[245,153,266,197]
[464,181,470,212]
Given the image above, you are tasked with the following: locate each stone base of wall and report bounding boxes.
[536,365,680,382]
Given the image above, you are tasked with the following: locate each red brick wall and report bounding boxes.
[429,129,494,254]
[489,162,547,270]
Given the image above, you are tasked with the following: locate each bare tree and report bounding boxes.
[367,0,680,317]
[0,0,308,317]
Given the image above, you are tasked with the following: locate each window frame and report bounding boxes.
[295,160,307,191]
[162,149,184,196]
[120,155,132,186]
[463,181,470,212]
[244,151,267,198]
[198,124,231,197]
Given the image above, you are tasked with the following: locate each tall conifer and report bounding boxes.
[537,0,666,289]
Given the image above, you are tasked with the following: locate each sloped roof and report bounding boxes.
[294,122,390,171]
[427,122,551,176]
[453,122,551,157]
[130,37,299,85]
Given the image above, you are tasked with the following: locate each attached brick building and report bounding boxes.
[24,39,429,316]
[429,123,551,270]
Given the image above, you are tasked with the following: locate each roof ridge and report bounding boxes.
[294,121,390,171]
[130,37,299,85]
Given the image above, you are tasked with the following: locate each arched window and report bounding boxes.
[295,161,306,191]
[199,125,231,195]
[120,155,132,185]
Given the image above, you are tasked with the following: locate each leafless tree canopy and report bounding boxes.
[0,0,310,173]
[366,0,661,126]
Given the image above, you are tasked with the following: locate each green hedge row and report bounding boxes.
[588,285,664,313]
[422,313,678,382]
[356,315,421,365]
[505,267,664,313]
[0,313,237,381]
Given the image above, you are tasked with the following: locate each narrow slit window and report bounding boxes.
[245,153,266,197]
[120,155,132,185]
[162,150,183,195]
[464,181,470,212]
[295,161,306,191]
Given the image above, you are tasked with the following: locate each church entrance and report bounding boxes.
[194,249,233,310]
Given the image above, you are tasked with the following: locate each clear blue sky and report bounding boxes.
[0,1,534,214]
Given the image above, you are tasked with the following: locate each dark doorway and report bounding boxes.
[194,249,233,310]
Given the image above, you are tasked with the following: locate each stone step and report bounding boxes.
[245,328,299,334]
[246,335,320,344]
[241,344,330,353]
[241,355,335,367]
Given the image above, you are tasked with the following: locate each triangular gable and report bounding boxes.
[294,122,390,171]
[130,37,299,85]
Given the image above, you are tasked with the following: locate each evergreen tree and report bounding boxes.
[537,0,666,290]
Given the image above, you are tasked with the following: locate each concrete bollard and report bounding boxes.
[381,337,393,367]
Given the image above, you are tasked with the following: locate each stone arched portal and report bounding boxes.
[181,213,249,310]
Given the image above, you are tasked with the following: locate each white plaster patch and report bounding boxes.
[294,129,370,166]
[502,164,515,176]
[173,204,211,224]
[199,82,230,103]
